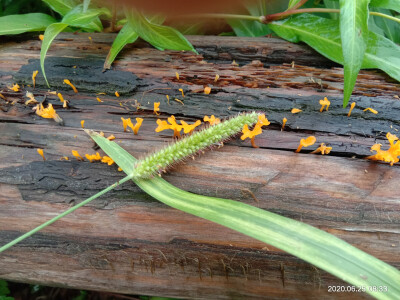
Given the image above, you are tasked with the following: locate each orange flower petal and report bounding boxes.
[37,148,45,161]
[63,79,78,93]
[347,102,356,117]
[363,107,378,114]
[291,108,302,114]
[204,86,211,94]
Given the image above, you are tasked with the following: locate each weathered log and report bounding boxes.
[0,33,399,299]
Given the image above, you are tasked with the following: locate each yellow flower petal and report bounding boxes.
[32,70,39,88]
[81,120,85,128]
[363,107,378,114]
[63,79,78,93]
[291,108,302,114]
[282,117,287,130]
[72,150,84,161]
[154,102,160,115]
[204,86,211,94]
[115,91,120,97]
[347,102,356,117]
[37,148,45,161]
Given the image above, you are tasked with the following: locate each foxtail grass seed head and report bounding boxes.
[132,112,261,178]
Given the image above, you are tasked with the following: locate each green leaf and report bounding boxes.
[104,22,139,70]
[227,0,272,37]
[40,22,69,87]
[339,0,370,107]
[0,280,10,296]
[370,0,400,12]
[89,131,400,300]
[41,0,79,16]
[61,4,110,32]
[268,14,400,96]
[370,7,400,43]
[126,9,197,53]
[288,0,303,9]
[0,13,56,35]
[83,0,90,13]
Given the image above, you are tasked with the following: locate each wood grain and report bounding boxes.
[0,33,399,299]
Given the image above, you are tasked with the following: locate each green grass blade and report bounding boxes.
[88,131,400,300]
[0,13,56,35]
[40,22,69,87]
[103,23,139,70]
[126,8,197,53]
[268,14,400,87]
[0,175,133,253]
[339,0,370,107]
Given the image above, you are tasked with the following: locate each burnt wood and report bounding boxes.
[0,33,399,300]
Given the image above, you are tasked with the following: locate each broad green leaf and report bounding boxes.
[339,0,370,107]
[268,14,400,99]
[103,22,139,70]
[370,7,400,43]
[62,4,110,31]
[370,0,400,12]
[41,0,79,16]
[0,13,56,35]
[89,131,400,300]
[126,9,197,53]
[40,22,69,87]
[228,18,271,37]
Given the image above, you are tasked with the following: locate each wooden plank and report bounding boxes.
[0,33,399,299]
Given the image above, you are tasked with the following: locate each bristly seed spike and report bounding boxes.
[132,112,261,178]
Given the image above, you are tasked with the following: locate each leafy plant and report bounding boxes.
[0,280,13,300]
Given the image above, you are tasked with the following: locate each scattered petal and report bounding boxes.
[96,97,103,102]
[132,118,143,135]
[107,134,116,141]
[0,93,5,100]
[295,136,316,153]
[319,97,330,112]
[85,152,102,162]
[57,92,65,103]
[347,102,356,117]
[25,91,38,105]
[180,120,201,134]
[37,148,45,161]
[154,102,160,115]
[179,88,185,98]
[363,107,378,114]
[72,150,84,161]
[81,120,85,128]
[214,74,219,82]
[35,103,63,124]
[63,79,78,93]
[115,91,120,97]
[166,95,170,105]
[32,70,39,88]
[8,84,20,92]
[291,108,302,114]
[121,117,133,132]
[39,34,44,41]
[61,156,69,161]
[310,143,332,155]
[175,72,179,80]
[88,36,93,43]
[174,98,184,105]
[101,156,114,165]
[282,117,287,130]
[204,86,211,94]
[204,115,220,126]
